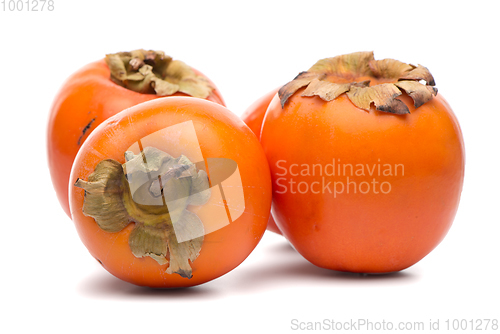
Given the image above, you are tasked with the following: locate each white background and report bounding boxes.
[1,0,499,333]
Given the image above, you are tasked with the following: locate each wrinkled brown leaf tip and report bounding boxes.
[176,269,192,279]
[279,52,437,114]
[279,72,320,108]
[104,49,214,99]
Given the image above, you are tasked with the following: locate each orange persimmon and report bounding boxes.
[241,88,282,235]
[70,97,271,287]
[261,52,465,273]
[48,49,224,217]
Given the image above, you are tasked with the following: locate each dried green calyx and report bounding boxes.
[279,51,438,114]
[74,147,211,279]
[105,49,214,98]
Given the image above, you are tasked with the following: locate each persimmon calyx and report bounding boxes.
[278,51,438,114]
[105,49,214,99]
[74,147,211,279]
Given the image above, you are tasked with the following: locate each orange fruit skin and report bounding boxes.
[69,97,271,287]
[241,88,282,235]
[48,59,224,217]
[261,91,465,273]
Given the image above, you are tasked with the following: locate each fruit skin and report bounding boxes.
[47,59,224,217]
[241,88,282,235]
[261,91,464,273]
[69,97,271,287]
[241,89,277,141]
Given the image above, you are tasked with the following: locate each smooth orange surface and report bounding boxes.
[261,91,465,273]
[48,59,225,217]
[241,89,277,140]
[69,97,271,287]
[241,88,282,235]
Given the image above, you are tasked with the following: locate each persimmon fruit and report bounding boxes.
[260,52,465,273]
[48,49,224,217]
[241,88,282,235]
[69,97,271,287]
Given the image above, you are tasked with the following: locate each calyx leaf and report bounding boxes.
[105,49,214,98]
[347,84,409,115]
[278,51,437,114]
[74,147,211,279]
